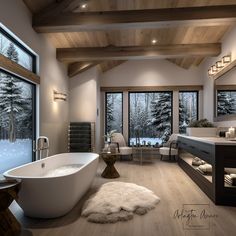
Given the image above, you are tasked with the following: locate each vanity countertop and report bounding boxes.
[178,134,236,145]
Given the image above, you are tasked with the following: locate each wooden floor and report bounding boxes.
[11,158,236,236]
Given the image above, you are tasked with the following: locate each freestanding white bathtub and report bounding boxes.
[4,152,99,218]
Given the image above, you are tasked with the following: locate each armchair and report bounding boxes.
[159,134,178,161]
[111,133,133,160]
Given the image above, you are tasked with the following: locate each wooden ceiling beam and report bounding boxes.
[33,5,236,33]
[56,43,221,63]
[0,54,40,84]
[68,61,100,77]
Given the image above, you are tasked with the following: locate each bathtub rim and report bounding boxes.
[3,152,99,180]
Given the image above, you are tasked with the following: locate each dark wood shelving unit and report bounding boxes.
[178,136,236,206]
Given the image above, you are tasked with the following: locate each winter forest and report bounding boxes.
[217,91,236,116]
[106,91,198,146]
[0,31,33,173]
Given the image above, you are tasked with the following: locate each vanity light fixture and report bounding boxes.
[54,90,67,101]
[212,65,218,73]
[208,68,214,76]
[151,39,158,45]
[208,53,232,77]
[222,55,231,64]
[81,3,87,9]
[216,60,223,68]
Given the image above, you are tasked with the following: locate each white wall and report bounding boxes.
[0,0,69,155]
[202,26,236,127]
[69,67,101,151]
[101,59,203,87]
[100,59,203,143]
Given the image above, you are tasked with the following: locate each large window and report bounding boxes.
[179,91,198,133]
[217,90,236,116]
[129,92,172,145]
[0,27,36,71]
[105,92,123,134]
[0,26,36,174]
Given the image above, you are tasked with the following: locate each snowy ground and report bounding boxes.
[130,137,162,146]
[0,139,32,174]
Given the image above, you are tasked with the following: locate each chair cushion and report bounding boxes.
[112,133,126,147]
[118,147,133,155]
[159,147,178,156]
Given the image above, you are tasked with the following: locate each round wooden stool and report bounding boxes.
[0,179,21,236]
[101,153,120,178]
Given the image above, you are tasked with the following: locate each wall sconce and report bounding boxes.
[216,60,223,69]
[53,90,67,101]
[222,55,231,65]
[208,53,232,77]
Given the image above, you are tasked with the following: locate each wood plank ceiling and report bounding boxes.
[23,0,236,77]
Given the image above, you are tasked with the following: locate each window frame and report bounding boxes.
[179,90,199,133]
[0,26,37,163]
[128,91,173,146]
[0,27,37,73]
[216,89,236,117]
[105,92,123,135]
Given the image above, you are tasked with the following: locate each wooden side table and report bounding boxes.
[101,152,120,178]
[0,179,21,236]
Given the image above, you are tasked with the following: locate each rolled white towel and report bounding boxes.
[225,168,236,174]
[198,164,212,173]
[192,157,205,166]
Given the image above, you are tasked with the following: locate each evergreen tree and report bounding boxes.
[0,43,30,142]
[150,93,172,143]
[217,92,236,116]
[179,98,190,134]
[7,42,19,62]
[106,94,115,132]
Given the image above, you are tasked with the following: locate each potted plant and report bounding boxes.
[186,119,217,137]
[103,130,117,153]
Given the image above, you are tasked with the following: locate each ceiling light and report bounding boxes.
[81,3,87,9]
[151,39,158,45]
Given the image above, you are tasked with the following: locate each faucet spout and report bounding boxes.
[34,136,49,160]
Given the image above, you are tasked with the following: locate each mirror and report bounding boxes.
[214,62,236,121]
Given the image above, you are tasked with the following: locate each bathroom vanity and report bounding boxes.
[178,135,236,206]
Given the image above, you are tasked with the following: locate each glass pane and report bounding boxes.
[105,93,123,133]
[0,31,33,71]
[0,70,34,173]
[129,92,172,145]
[217,91,236,116]
[179,92,198,134]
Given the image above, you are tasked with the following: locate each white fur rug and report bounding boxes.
[82,182,160,223]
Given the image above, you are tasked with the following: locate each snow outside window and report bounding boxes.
[0,29,34,71]
[217,90,236,116]
[0,26,36,174]
[129,92,172,146]
[105,92,123,134]
[179,91,198,134]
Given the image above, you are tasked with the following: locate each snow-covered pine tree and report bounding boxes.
[0,43,30,142]
[7,42,19,62]
[217,91,236,116]
[150,93,172,143]
[106,94,115,132]
[179,97,190,134]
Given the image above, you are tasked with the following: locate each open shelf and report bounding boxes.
[181,155,212,183]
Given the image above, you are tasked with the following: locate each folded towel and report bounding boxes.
[196,167,205,175]
[225,168,236,174]
[196,167,212,175]
[225,174,236,186]
[192,157,205,166]
[230,174,236,179]
[198,164,212,173]
[225,179,233,186]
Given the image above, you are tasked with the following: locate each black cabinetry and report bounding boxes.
[178,136,236,206]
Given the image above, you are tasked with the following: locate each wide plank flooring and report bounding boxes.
[11,158,236,236]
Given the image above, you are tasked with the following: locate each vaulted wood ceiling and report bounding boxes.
[23,0,236,77]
